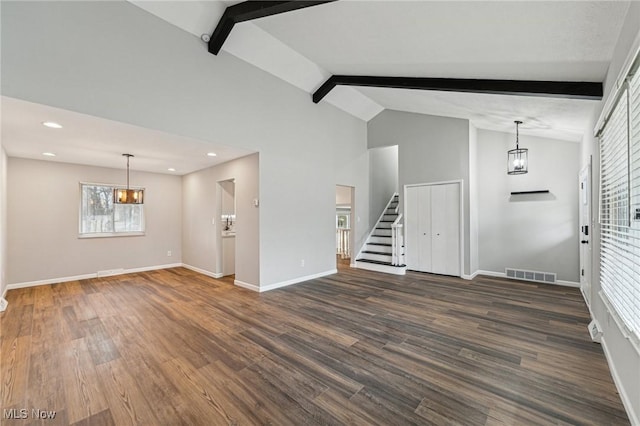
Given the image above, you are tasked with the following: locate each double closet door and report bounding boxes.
[405,182,461,276]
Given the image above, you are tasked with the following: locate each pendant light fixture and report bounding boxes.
[114,154,144,204]
[507,120,528,175]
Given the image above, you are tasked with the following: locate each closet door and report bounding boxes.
[406,185,432,272]
[405,182,460,276]
[431,183,460,276]
[405,186,420,270]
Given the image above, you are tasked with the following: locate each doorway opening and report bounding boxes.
[336,185,355,270]
[219,178,236,278]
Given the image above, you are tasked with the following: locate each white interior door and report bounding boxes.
[406,185,426,270]
[431,184,447,274]
[405,182,461,276]
[417,185,432,272]
[579,162,592,306]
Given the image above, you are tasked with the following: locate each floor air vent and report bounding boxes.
[505,268,556,284]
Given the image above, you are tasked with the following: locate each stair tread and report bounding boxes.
[362,250,392,255]
[356,259,406,267]
[367,242,392,246]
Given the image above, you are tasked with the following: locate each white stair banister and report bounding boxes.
[337,228,351,259]
[391,213,404,266]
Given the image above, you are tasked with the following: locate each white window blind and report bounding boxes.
[599,71,640,339]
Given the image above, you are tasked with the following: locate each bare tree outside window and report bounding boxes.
[80,184,144,235]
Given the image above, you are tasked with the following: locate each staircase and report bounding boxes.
[355,194,406,275]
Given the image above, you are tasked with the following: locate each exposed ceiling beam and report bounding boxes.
[312,75,603,103]
[209,1,338,55]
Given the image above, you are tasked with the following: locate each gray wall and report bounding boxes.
[182,153,259,286]
[0,148,6,297]
[368,110,471,276]
[469,123,479,274]
[581,2,640,422]
[477,130,580,282]
[369,145,398,226]
[1,1,369,288]
[7,158,183,284]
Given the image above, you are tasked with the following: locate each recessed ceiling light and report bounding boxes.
[206,152,217,157]
[168,168,176,172]
[42,152,56,157]
[42,121,63,129]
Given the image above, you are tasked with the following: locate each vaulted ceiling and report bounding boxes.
[133,0,631,142]
[1,1,632,174]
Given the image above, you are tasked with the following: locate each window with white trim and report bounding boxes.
[599,63,640,340]
[79,183,144,236]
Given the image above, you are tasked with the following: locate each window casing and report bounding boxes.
[599,66,640,342]
[79,183,145,237]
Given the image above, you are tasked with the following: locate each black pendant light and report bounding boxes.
[114,154,144,204]
[507,120,528,175]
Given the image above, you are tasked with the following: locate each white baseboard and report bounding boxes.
[5,263,183,291]
[234,279,260,292]
[476,269,505,278]
[181,263,223,279]
[353,261,406,275]
[556,279,580,288]
[462,270,480,280]
[7,272,98,290]
[1,286,7,312]
[601,336,640,426]
[236,269,338,293]
[475,270,579,288]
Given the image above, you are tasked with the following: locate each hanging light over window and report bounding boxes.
[507,120,528,175]
[114,154,144,204]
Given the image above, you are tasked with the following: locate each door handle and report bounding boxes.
[581,240,589,244]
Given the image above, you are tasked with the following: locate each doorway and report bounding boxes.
[336,185,355,270]
[219,179,236,277]
[405,181,462,276]
[579,160,592,307]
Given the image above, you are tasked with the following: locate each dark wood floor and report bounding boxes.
[0,263,629,425]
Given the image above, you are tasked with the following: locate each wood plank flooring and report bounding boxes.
[0,263,630,425]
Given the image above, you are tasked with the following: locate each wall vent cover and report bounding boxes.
[505,268,556,284]
[588,320,602,343]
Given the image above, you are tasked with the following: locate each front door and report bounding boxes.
[579,160,592,306]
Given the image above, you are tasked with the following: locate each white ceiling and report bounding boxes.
[1,97,254,175]
[3,1,631,170]
[133,0,630,142]
[254,1,627,81]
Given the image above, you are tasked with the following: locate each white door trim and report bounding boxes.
[404,179,464,277]
[579,157,592,307]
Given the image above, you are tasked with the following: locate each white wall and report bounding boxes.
[368,110,472,276]
[0,149,6,298]
[369,145,398,226]
[182,153,259,286]
[0,0,6,300]
[478,130,580,282]
[7,158,182,284]
[469,123,479,275]
[581,2,640,423]
[1,1,369,289]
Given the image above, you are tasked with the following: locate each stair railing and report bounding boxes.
[391,214,404,266]
[336,228,351,259]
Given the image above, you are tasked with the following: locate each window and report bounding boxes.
[599,61,640,342]
[79,183,144,236]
